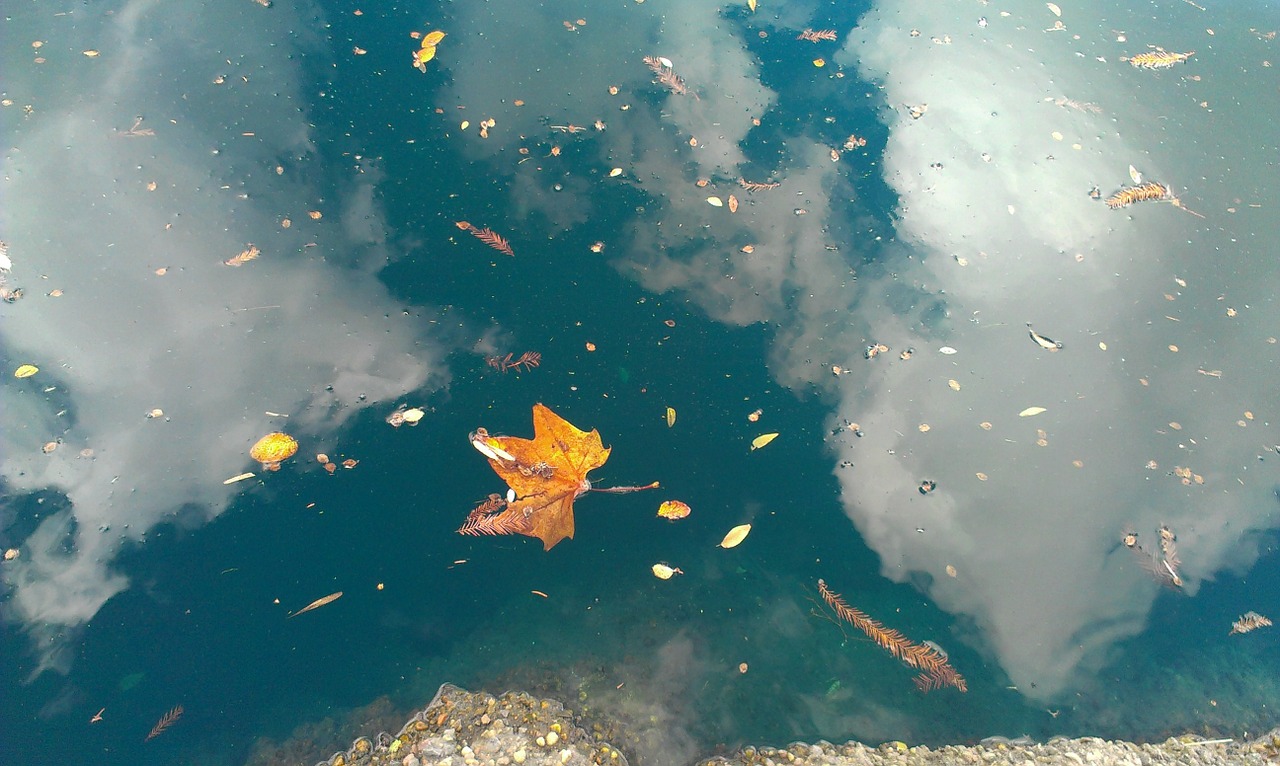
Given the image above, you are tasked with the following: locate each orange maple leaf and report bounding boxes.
[463,404,657,550]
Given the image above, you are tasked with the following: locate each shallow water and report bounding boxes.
[3,0,1280,763]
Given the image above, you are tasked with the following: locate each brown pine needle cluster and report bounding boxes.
[457,493,530,536]
[642,56,691,97]
[455,221,514,256]
[737,178,780,191]
[1123,525,1183,589]
[798,29,839,42]
[1230,611,1272,635]
[144,705,183,742]
[817,579,966,692]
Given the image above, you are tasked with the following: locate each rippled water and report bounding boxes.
[3,0,1280,763]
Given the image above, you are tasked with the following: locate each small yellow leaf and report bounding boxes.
[666,406,676,427]
[1018,406,1047,417]
[13,364,38,379]
[813,58,826,67]
[750,432,779,450]
[460,120,470,130]
[719,524,752,549]
[82,49,100,57]
[609,167,623,177]
[748,0,757,12]
[1046,3,1061,17]
[422,30,446,46]
[657,500,691,520]
[706,196,724,207]
[223,472,256,485]
[948,379,961,391]
[652,563,682,579]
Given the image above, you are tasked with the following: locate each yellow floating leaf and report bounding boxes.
[460,120,470,130]
[748,0,757,12]
[1018,406,1047,417]
[223,472,256,485]
[422,30,446,46]
[1046,2,1061,17]
[609,167,623,177]
[415,45,436,65]
[750,432,779,450]
[666,406,676,427]
[813,58,826,67]
[706,196,724,207]
[948,379,961,391]
[719,523,752,549]
[82,49,100,57]
[657,500,691,520]
[13,364,38,379]
[651,563,682,579]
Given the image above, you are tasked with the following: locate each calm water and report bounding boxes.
[3,0,1280,763]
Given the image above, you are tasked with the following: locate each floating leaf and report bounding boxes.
[657,500,691,520]
[652,563,683,579]
[13,364,38,379]
[666,406,676,427]
[422,30,446,46]
[223,472,256,485]
[948,379,961,391]
[728,194,739,213]
[1046,2,1061,16]
[609,167,624,177]
[1018,406,1047,417]
[288,591,343,618]
[719,523,752,548]
[748,0,757,12]
[706,196,724,207]
[750,432,779,450]
[939,346,958,355]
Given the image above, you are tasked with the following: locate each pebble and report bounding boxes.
[301,684,1280,766]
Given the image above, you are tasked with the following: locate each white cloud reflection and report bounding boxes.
[1,0,447,676]
[441,0,1280,705]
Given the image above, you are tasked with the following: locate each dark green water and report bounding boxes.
[3,0,1280,763]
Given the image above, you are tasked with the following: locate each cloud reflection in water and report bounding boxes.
[0,0,448,676]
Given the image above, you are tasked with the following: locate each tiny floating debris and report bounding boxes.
[1018,406,1047,417]
[918,479,937,495]
[223,472,256,485]
[939,346,958,355]
[1027,324,1063,350]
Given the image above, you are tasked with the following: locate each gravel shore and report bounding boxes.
[311,684,1280,766]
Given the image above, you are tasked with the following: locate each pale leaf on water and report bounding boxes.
[1018,406,1047,417]
[666,407,676,427]
[750,432,779,450]
[719,524,752,548]
[1046,2,1061,17]
[223,472,256,485]
[707,196,724,207]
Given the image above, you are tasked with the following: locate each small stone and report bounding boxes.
[402,755,420,766]
[513,750,526,764]
[546,730,559,746]
[536,737,546,747]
